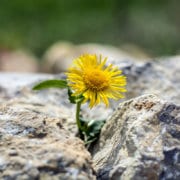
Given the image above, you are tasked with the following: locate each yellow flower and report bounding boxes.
[66,54,127,108]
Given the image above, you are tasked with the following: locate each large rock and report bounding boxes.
[0,73,99,179]
[0,73,112,134]
[156,55,180,88]
[92,94,180,180]
[0,73,55,99]
[0,99,95,179]
[114,56,180,105]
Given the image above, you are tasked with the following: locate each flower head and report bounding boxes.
[66,54,127,108]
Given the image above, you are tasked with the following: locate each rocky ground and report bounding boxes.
[0,44,179,179]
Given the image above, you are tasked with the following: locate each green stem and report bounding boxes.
[76,101,82,131]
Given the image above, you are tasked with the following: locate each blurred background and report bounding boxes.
[0,0,179,72]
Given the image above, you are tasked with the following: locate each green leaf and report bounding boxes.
[68,88,84,104]
[79,117,106,144]
[68,88,76,104]
[75,95,84,103]
[86,119,105,139]
[33,79,68,90]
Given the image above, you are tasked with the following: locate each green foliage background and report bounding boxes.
[0,0,179,57]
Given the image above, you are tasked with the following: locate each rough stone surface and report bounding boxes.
[92,94,180,180]
[114,56,180,106]
[0,100,95,180]
[0,73,112,131]
[0,54,179,179]
[156,55,180,89]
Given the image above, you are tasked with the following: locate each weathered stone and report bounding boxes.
[156,55,180,88]
[0,73,112,133]
[0,100,95,180]
[0,54,179,179]
[116,58,180,105]
[0,73,55,99]
[92,94,180,180]
[0,73,97,179]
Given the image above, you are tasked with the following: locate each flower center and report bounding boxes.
[83,69,109,91]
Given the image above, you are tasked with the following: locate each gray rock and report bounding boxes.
[156,55,180,89]
[0,72,112,133]
[0,54,179,179]
[0,100,95,180]
[114,57,180,106]
[0,72,55,99]
[92,94,180,180]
